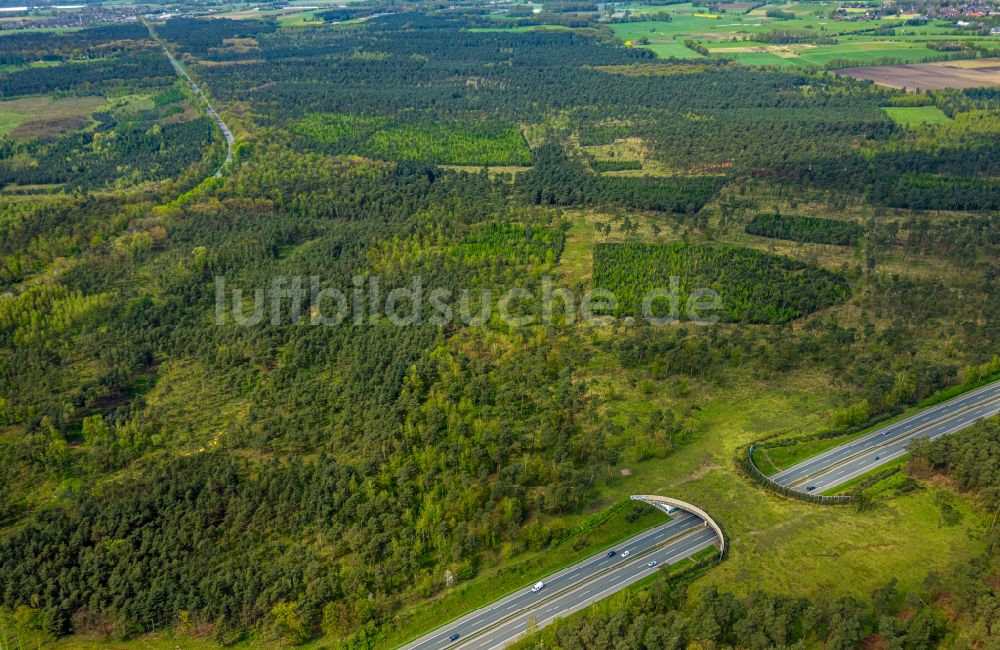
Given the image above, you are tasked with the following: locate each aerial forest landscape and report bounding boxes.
[0,0,999,648]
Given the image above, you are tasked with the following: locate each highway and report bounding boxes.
[144,19,235,177]
[771,378,1000,494]
[400,508,721,650]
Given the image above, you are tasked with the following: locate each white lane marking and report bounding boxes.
[810,447,908,492]
[780,395,1000,483]
[772,380,1000,481]
[416,515,704,648]
[787,397,1000,490]
[807,402,1000,492]
[482,535,720,649]
[463,531,719,648]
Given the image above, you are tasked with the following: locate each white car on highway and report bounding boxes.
[621,550,630,558]
[530,581,544,593]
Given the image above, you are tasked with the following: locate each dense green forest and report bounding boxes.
[518,142,725,213]
[0,5,998,649]
[909,418,1000,515]
[589,159,643,172]
[593,242,850,323]
[294,113,532,166]
[0,116,216,190]
[0,23,149,63]
[745,213,864,246]
[0,24,221,194]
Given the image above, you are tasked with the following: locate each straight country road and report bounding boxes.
[771,378,1000,494]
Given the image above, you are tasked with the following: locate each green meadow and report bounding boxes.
[883,105,954,126]
[608,2,1000,68]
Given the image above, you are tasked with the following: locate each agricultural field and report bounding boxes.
[609,1,1000,68]
[0,23,224,195]
[276,9,324,26]
[840,58,1000,89]
[707,39,941,67]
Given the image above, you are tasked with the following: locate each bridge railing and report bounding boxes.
[739,445,854,505]
[629,495,726,557]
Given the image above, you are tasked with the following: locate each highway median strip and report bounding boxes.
[479,531,721,650]
[400,512,696,650]
[783,392,1000,491]
[444,522,714,649]
[774,378,1000,485]
[741,379,1000,506]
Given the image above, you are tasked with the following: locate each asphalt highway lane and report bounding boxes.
[771,379,1000,493]
[401,511,720,650]
[452,526,719,650]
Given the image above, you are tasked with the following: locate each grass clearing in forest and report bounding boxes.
[883,106,952,127]
[581,136,680,177]
[0,95,105,139]
[558,214,597,285]
[706,180,977,286]
[557,209,679,285]
[571,319,983,600]
[552,204,984,601]
[0,110,21,136]
[141,359,250,452]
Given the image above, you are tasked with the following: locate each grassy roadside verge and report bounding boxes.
[823,457,907,496]
[29,372,988,650]
[917,369,1000,409]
